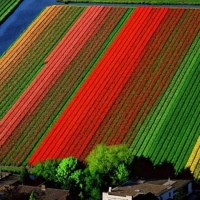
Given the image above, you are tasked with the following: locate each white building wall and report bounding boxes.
[102,192,132,200]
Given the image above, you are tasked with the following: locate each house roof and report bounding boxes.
[110,183,171,197]
[0,174,19,188]
[109,179,192,198]
[17,185,69,200]
[146,179,192,192]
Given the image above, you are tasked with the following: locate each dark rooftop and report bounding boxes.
[109,179,192,198]
[110,183,171,197]
[18,185,69,200]
[146,179,192,191]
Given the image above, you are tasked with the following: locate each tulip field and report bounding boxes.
[0,5,199,179]
[0,0,21,23]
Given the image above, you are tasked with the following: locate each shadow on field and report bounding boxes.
[129,156,194,180]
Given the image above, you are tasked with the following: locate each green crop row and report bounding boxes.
[130,13,199,178]
[0,0,21,24]
[151,28,200,165]
[1,7,133,166]
[136,10,197,159]
[62,0,200,4]
[133,31,199,175]
[130,9,189,157]
[0,6,85,119]
[24,7,134,165]
[1,6,85,166]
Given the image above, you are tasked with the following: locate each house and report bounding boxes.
[0,184,70,200]
[102,179,192,200]
[17,185,69,200]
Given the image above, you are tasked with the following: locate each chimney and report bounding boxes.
[108,187,112,192]
[41,185,46,191]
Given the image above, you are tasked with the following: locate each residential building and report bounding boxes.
[103,179,192,200]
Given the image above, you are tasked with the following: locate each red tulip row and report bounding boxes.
[0,6,85,119]
[13,6,128,165]
[0,6,108,147]
[154,9,200,166]
[61,6,157,159]
[147,9,200,163]
[131,8,199,158]
[81,7,177,159]
[0,6,86,165]
[1,6,129,165]
[99,8,184,147]
[28,6,145,164]
[29,6,170,165]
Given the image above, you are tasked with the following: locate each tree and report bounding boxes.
[33,159,60,182]
[56,157,84,192]
[29,191,36,200]
[86,144,132,172]
[81,168,104,200]
[32,162,43,177]
[19,167,30,185]
[113,163,129,185]
[85,144,133,199]
[86,144,132,177]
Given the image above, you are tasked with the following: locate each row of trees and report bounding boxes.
[31,144,194,199]
[32,144,132,199]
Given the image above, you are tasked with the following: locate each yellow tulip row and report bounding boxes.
[185,136,200,175]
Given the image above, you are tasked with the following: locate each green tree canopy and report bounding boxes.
[56,157,84,190]
[29,191,36,200]
[86,144,132,173]
[85,144,133,195]
[33,159,60,181]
